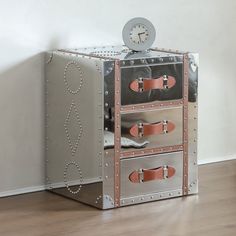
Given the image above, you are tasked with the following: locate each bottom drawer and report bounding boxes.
[120,152,183,200]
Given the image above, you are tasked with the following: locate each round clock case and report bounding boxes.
[122,17,156,51]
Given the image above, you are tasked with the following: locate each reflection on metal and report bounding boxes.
[120,107,183,153]
[120,152,183,198]
[104,131,148,149]
[45,46,198,209]
[121,63,183,105]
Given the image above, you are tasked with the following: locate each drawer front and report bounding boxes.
[120,106,183,152]
[120,152,183,198]
[121,63,183,105]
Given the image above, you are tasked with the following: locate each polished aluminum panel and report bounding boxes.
[187,53,199,194]
[120,106,183,152]
[45,51,104,207]
[50,182,103,209]
[121,63,183,105]
[120,152,183,198]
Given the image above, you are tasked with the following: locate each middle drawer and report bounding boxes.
[120,106,183,153]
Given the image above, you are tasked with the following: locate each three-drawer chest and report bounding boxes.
[45,46,198,209]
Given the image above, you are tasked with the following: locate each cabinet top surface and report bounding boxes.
[56,46,186,61]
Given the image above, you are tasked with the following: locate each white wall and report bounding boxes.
[0,0,236,196]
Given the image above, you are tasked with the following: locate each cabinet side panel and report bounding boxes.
[45,52,104,207]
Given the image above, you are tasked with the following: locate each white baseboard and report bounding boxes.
[1,156,236,198]
[0,185,45,198]
[0,177,100,198]
[198,154,236,165]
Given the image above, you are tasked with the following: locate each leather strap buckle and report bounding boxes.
[138,168,144,183]
[163,75,169,89]
[138,77,144,92]
[129,120,175,138]
[138,122,144,138]
[129,75,176,93]
[163,165,169,179]
[129,166,176,183]
[162,120,168,134]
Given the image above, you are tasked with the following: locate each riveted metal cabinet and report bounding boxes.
[45,46,198,209]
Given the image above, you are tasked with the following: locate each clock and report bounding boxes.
[122,17,156,51]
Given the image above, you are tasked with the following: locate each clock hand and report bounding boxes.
[138,34,141,43]
[138,31,146,35]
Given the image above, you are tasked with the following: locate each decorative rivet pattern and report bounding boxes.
[64,61,84,94]
[90,50,121,57]
[95,61,102,75]
[64,101,83,156]
[95,195,102,204]
[183,54,189,196]
[120,100,183,113]
[114,60,121,207]
[64,161,83,195]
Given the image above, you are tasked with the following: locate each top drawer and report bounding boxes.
[121,63,183,105]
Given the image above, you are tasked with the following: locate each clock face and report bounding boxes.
[130,24,149,44]
[123,17,156,51]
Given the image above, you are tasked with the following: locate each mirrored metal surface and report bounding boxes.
[121,63,183,105]
[120,106,183,152]
[46,52,104,207]
[120,152,183,198]
[188,53,199,194]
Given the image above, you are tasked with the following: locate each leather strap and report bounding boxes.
[129,75,176,92]
[129,166,176,183]
[129,120,175,138]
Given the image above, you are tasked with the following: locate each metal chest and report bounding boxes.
[45,46,198,209]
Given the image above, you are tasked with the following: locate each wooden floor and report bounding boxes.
[1,160,236,236]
